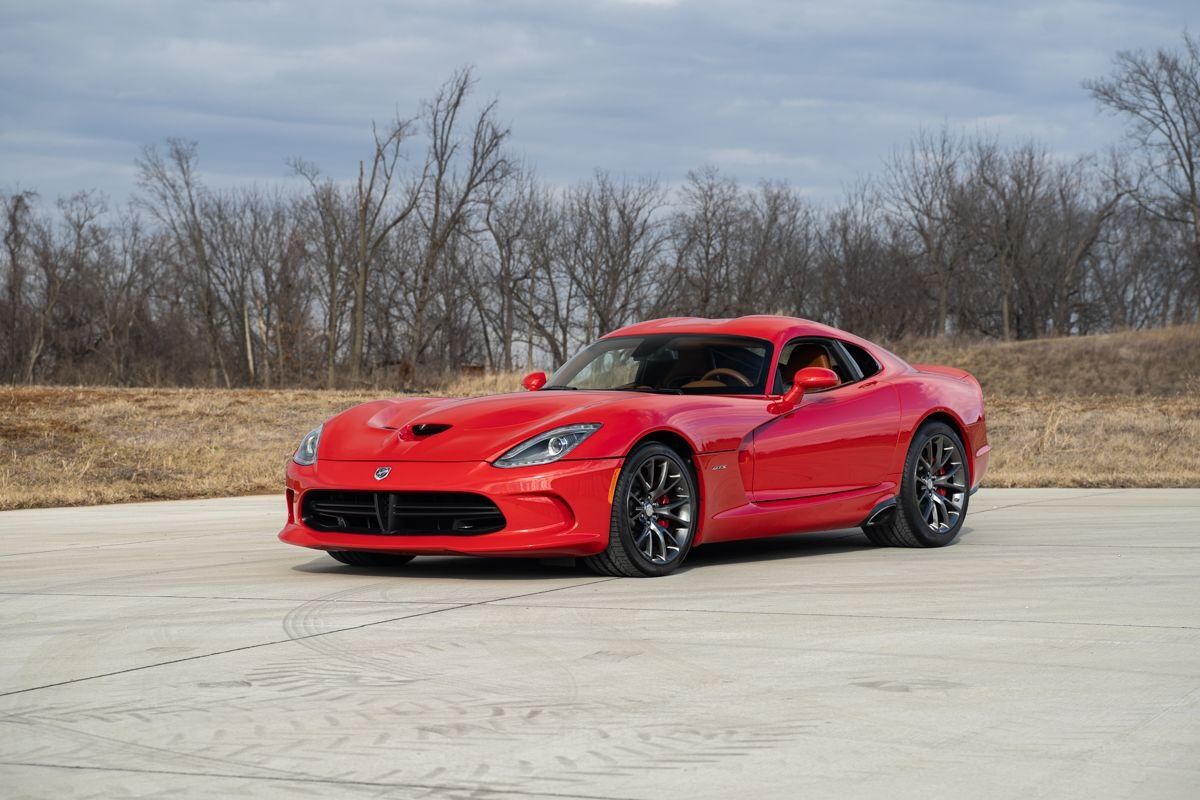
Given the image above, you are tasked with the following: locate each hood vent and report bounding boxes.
[411,423,452,437]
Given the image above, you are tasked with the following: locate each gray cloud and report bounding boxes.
[1,0,1195,203]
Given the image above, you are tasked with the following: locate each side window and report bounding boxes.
[841,342,881,379]
[774,338,855,392]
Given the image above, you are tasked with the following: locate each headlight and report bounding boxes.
[493,423,601,468]
[293,425,322,466]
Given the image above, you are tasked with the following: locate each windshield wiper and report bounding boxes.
[542,384,579,390]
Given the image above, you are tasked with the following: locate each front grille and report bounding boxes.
[301,491,505,535]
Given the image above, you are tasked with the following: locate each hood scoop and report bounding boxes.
[380,422,453,440]
[406,422,452,438]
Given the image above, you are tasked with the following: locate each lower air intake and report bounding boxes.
[301,491,505,535]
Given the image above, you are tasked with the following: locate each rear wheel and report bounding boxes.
[585,443,698,577]
[327,551,416,567]
[864,421,969,547]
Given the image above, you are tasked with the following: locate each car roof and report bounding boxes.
[603,315,852,345]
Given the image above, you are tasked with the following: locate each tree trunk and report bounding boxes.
[242,298,256,385]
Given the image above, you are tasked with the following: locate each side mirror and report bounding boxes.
[768,367,839,413]
[521,371,548,391]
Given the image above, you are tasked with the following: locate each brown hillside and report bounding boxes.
[893,325,1200,397]
[2,326,1198,510]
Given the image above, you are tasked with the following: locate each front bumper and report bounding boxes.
[278,458,621,557]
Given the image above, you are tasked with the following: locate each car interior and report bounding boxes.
[554,334,771,393]
[773,339,859,393]
[647,337,769,391]
[552,334,881,396]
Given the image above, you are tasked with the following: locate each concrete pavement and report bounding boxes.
[1,489,1197,798]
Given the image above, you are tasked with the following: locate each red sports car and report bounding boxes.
[279,315,989,576]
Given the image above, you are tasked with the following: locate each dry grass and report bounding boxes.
[2,327,1198,510]
[893,324,1200,398]
[0,387,390,510]
[981,396,1200,487]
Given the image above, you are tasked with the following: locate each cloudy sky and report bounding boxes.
[0,0,1195,205]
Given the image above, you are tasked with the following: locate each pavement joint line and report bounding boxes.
[483,602,1200,631]
[5,554,297,596]
[0,533,253,558]
[966,489,1125,517]
[958,542,1200,549]
[0,577,619,700]
[0,590,471,606]
[0,761,642,800]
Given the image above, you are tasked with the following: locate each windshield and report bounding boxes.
[547,334,773,394]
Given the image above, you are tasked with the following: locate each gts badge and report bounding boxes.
[711,465,727,471]
[374,466,391,481]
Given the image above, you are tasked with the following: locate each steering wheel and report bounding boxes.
[699,367,752,387]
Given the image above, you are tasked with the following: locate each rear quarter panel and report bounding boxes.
[890,368,989,489]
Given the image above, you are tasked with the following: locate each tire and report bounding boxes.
[864,421,969,548]
[584,443,699,577]
[328,550,417,567]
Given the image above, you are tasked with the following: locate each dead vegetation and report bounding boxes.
[893,325,1200,398]
[2,327,1198,510]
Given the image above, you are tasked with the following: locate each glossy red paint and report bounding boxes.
[278,315,989,559]
[281,458,619,556]
[521,371,548,391]
[766,366,839,413]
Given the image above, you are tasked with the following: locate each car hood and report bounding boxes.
[318,391,635,462]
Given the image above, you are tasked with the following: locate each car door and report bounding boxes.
[751,338,900,502]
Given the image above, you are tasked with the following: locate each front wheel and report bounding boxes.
[585,443,698,577]
[327,551,416,568]
[864,421,969,547]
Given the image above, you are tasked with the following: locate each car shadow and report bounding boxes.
[291,554,582,580]
[678,529,873,570]
[678,524,971,572]
[290,524,975,579]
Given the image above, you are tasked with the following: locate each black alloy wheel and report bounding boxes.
[586,443,698,577]
[863,421,970,548]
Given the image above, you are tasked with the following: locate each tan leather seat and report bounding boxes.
[781,343,834,387]
[663,348,710,388]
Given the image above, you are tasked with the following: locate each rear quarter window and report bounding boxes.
[842,342,881,379]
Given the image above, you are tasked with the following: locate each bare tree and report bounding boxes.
[476,167,538,370]
[884,128,966,336]
[747,181,818,318]
[136,139,232,386]
[6,56,1199,389]
[671,166,746,317]
[516,191,576,367]
[2,191,35,383]
[291,160,354,385]
[1087,32,1200,317]
[561,172,667,341]
[93,206,158,383]
[21,193,106,381]
[407,67,512,366]
[345,118,426,384]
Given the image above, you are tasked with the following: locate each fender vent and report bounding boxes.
[301,491,504,535]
